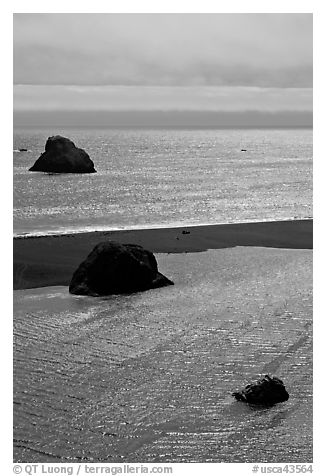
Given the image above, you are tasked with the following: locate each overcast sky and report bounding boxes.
[13,13,313,126]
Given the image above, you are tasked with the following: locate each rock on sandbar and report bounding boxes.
[69,241,174,296]
[29,135,96,174]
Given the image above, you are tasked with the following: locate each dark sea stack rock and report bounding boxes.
[29,135,96,173]
[69,241,174,296]
[232,375,289,406]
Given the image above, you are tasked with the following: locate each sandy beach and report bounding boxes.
[14,219,312,290]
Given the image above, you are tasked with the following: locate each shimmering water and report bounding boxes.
[13,128,312,236]
[13,248,313,463]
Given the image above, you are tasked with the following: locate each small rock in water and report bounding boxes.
[29,135,96,174]
[232,375,289,405]
[241,149,247,152]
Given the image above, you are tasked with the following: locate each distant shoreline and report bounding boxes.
[13,218,313,290]
[13,109,313,129]
[14,125,313,131]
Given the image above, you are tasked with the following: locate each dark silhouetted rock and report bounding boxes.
[19,148,28,152]
[69,241,174,296]
[241,149,247,151]
[232,375,289,405]
[29,135,96,173]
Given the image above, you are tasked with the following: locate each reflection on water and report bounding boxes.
[13,128,312,236]
[13,248,312,462]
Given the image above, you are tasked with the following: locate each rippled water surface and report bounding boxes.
[13,248,312,462]
[13,128,312,236]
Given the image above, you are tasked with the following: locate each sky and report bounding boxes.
[13,13,313,127]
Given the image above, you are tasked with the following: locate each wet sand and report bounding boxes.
[13,247,313,463]
[14,219,312,290]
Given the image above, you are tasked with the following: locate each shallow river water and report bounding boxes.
[13,247,312,463]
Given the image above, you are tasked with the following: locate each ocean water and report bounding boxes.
[13,248,312,463]
[13,128,312,236]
